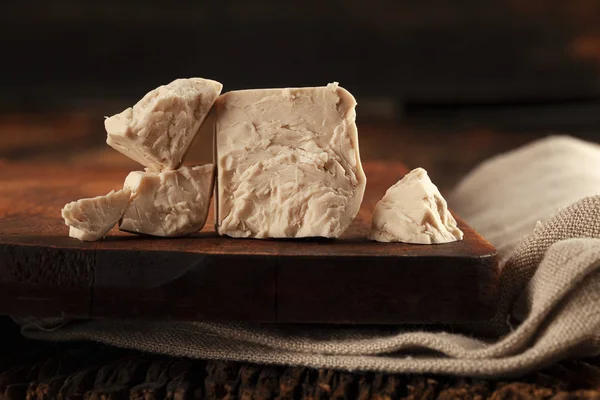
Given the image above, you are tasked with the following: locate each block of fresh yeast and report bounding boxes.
[370,168,464,244]
[105,78,222,171]
[120,165,215,237]
[215,82,366,238]
[62,189,131,241]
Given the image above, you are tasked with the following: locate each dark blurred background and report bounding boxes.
[2,0,600,187]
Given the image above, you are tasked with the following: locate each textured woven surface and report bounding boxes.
[19,135,600,379]
[3,340,600,399]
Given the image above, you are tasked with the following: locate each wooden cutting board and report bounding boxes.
[0,160,498,324]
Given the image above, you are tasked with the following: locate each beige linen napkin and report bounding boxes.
[20,135,600,377]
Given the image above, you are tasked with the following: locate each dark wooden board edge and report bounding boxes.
[276,253,499,324]
[0,241,498,324]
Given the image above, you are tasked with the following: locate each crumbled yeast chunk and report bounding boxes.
[120,164,215,237]
[215,82,366,238]
[370,168,464,244]
[61,189,132,241]
[105,78,222,171]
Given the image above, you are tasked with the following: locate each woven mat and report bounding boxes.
[2,336,600,399]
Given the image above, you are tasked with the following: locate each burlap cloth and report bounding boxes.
[19,135,600,378]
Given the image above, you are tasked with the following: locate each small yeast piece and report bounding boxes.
[105,78,223,171]
[215,82,366,239]
[120,164,215,237]
[370,168,464,244]
[62,189,132,241]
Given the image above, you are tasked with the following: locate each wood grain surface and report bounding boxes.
[0,160,498,324]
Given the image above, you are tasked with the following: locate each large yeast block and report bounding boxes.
[215,82,366,238]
